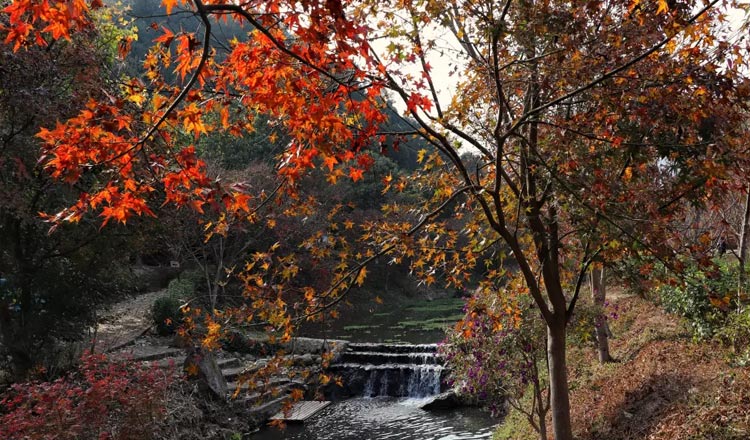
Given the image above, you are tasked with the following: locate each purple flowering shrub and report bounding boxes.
[440,281,549,437]
[569,298,619,346]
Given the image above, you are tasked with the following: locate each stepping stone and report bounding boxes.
[112,346,183,362]
[217,357,242,369]
[222,366,247,382]
[270,401,331,423]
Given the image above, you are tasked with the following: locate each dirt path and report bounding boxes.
[92,289,166,353]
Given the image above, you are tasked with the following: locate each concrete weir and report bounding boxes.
[327,342,448,398]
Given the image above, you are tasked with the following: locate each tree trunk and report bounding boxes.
[738,184,750,304]
[547,316,573,440]
[590,265,612,363]
[533,360,549,440]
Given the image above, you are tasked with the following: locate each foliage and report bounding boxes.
[0,4,141,379]
[657,259,739,339]
[442,279,549,437]
[152,295,183,336]
[0,256,135,378]
[3,1,750,439]
[715,307,750,366]
[0,353,172,440]
[152,274,202,335]
[166,272,201,300]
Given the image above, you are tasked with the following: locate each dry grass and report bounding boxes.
[567,294,750,440]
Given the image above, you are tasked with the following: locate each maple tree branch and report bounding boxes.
[446,1,484,63]
[527,119,712,150]
[300,184,478,319]
[658,177,710,212]
[518,0,721,124]
[524,138,703,288]
[201,3,353,89]
[135,0,212,151]
[372,50,504,235]
[440,120,494,160]
[409,9,443,120]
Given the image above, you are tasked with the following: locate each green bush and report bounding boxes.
[166,275,196,300]
[657,259,739,339]
[715,307,750,366]
[152,295,182,336]
[153,273,203,335]
[658,282,720,339]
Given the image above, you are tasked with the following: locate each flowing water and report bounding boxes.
[328,343,447,398]
[252,342,499,439]
[253,397,497,440]
[255,296,499,438]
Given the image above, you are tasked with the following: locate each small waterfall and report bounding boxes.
[328,343,447,398]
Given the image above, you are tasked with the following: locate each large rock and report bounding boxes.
[282,337,349,355]
[420,391,463,410]
[184,347,228,400]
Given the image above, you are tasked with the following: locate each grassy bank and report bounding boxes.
[495,289,750,439]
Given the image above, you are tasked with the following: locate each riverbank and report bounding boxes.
[496,289,750,439]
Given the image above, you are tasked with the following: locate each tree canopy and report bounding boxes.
[3,1,750,438]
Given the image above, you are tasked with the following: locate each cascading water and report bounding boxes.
[254,342,497,439]
[328,343,447,398]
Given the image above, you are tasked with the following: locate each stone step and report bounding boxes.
[141,354,242,370]
[222,366,246,382]
[233,381,306,409]
[227,376,304,396]
[112,346,184,362]
[338,351,442,366]
[221,358,270,381]
[216,357,242,370]
[346,343,439,354]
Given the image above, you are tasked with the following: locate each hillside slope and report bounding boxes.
[567,292,750,440]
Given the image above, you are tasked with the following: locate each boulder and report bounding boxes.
[282,337,348,355]
[420,391,463,411]
[184,347,228,400]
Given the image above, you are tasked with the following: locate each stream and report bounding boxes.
[253,295,499,439]
[253,397,496,440]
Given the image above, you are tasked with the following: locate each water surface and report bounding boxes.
[254,397,497,440]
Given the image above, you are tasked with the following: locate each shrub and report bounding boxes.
[151,274,200,336]
[715,307,750,366]
[657,259,740,339]
[166,276,196,300]
[658,281,721,339]
[152,295,183,336]
[0,353,172,440]
[442,280,549,439]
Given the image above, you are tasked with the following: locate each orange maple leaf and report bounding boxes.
[349,167,364,182]
[185,363,199,377]
[162,0,179,15]
[323,155,338,171]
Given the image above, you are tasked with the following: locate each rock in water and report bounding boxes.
[420,391,462,410]
[184,347,228,400]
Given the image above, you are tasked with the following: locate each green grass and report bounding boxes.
[492,386,542,440]
[391,314,465,330]
[343,324,378,331]
[405,297,465,313]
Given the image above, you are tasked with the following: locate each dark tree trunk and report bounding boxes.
[591,265,612,363]
[532,359,549,440]
[547,315,573,440]
[739,184,750,303]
